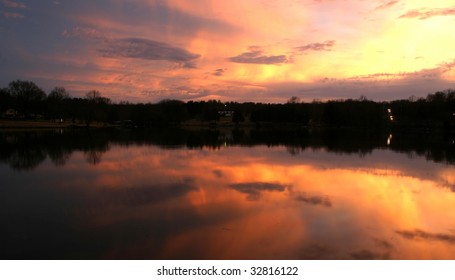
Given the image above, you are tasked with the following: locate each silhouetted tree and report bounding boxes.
[46,87,71,119]
[232,110,245,124]
[81,90,111,126]
[8,80,46,116]
[85,90,102,100]
[287,96,300,104]
[158,99,188,123]
[48,87,70,100]
[0,87,13,113]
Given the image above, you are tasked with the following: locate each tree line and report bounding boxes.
[1,79,455,129]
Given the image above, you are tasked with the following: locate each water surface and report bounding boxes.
[1,128,455,259]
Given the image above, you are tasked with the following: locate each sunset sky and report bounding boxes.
[1,0,455,102]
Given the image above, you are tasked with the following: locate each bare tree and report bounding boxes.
[85,90,101,100]
[48,87,70,100]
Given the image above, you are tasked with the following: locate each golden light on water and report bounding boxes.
[54,145,455,259]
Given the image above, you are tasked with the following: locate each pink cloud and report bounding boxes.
[2,11,24,19]
[2,0,26,9]
[228,46,288,65]
[375,0,399,10]
[295,40,336,52]
[400,7,455,20]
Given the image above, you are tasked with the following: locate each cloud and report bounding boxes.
[141,86,211,100]
[2,11,23,19]
[212,68,226,76]
[399,7,455,20]
[99,38,200,68]
[229,182,287,200]
[375,0,399,10]
[347,59,455,81]
[228,46,288,65]
[396,229,455,244]
[294,192,332,207]
[63,28,200,68]
[62,27,106,41]
[295,40,336,52]
[2,0,26,9]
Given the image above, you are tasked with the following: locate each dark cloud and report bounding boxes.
[294,192,332,207]
[229,182,287,200]
[2,0,26,9]
[396,229,455,244]
[212,68,226,76]
[375,0,399,10]
[228,47,288,65]
[64,27,200,68]
[99,38,200,68]
[399,7,455,20]
[295,40,335,52]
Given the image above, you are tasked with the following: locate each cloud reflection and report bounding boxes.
[350,249,390,260]
[396,229,455,244]
[229,182,287,200]
[294,192,332,207]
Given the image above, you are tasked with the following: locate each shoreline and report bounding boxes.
[0,120,110,129]
[0,119,452,134]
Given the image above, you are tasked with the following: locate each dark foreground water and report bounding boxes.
[1,128,455,259]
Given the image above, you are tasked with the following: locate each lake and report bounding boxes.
[1,128,455,259]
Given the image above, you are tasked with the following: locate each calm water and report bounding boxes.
[1,128,455,259]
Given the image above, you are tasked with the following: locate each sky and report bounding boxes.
[1,0,455,103]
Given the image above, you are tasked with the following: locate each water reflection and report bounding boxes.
[1,128,455,259]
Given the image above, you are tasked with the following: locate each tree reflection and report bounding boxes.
[8,149,46,170]
[0,130,110,170]
[84,150,104,165]
[0,127,454,170]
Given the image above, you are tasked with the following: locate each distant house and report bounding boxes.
[218,111,234,117]
[217,110,235,124]
[3,109,17,118]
